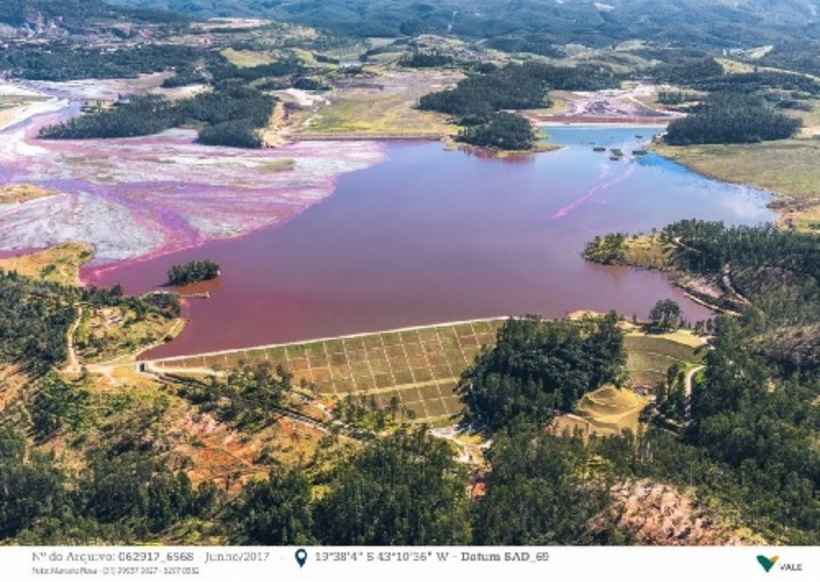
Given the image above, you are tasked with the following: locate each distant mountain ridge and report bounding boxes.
[0,0,185,34]
[104,0,820,46]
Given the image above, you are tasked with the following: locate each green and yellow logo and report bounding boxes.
[757,555,780,573]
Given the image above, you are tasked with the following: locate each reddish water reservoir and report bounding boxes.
[86,127,774,358]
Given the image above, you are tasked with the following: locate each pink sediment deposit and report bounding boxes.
[0,83,386,271]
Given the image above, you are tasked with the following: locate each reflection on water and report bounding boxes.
[89,127,775,358]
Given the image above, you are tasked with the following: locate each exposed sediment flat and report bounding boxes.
[0,79,386,264]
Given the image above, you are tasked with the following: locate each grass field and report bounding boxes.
[624,334,702,387]
[298,69,458,139]
[0,241,93,286]
[220,48,274,68]
[147,319,704,425]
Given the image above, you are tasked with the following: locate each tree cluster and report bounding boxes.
[647,299,683,333]
[167,260,220,286]
[399,52,454,68]
[0,43,204,82]
[665,93,801,145]
[459,314,627,431]
[420,62,617,119]
[583,233,627,265]
[457,112,535,150]
[419,62,553,117]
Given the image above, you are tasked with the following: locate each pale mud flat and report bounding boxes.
[0,80,65,132]
[0,77,386,265]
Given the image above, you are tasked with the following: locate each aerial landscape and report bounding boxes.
[0,0,818,550]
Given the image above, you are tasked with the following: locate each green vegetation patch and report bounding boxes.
[665,93,802,146]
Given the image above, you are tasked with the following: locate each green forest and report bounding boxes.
[459,314,626,430]
[456,112,535,151]
[0,44,205,82]
[665,93,802,145]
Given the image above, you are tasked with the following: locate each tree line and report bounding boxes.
[0,43,204,82]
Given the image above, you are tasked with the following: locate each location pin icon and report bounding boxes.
[295,548,308,568]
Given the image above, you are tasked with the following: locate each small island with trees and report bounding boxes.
[167,260,220,286]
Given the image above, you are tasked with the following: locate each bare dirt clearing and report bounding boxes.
[530,84,680,125]
[604,480,765,545]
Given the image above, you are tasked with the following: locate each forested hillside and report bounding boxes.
[578,220,820,542]
[107,0,820,47]
[0,271,179,375]
[0,0,185,30]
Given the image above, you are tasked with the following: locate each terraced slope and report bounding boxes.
[145,318,704,425]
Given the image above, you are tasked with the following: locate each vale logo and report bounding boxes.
[757,555,780,573]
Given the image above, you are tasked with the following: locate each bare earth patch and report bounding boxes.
[551,386,649,439]
[220,47,275,68]
[603,479,765,545]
